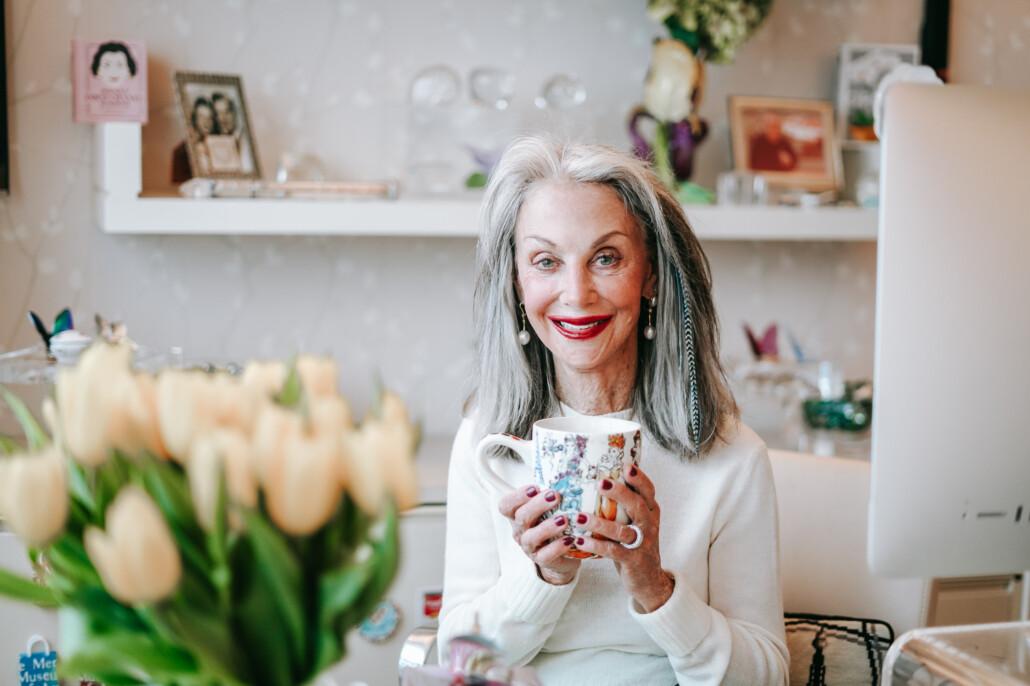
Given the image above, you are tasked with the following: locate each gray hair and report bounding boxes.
[466,135,737,457]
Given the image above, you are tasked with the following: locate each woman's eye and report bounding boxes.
[596,253,618,267]
[535,257,557,269]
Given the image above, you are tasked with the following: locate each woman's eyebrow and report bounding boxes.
[519,230,629,250]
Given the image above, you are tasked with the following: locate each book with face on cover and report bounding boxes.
[72,38,148,123]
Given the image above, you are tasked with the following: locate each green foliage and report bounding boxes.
[0,384,48,450]
[648,0,774,64]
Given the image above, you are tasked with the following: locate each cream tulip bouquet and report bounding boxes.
[0,342,418,686]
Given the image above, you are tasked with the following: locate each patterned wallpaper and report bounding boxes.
[1,0,1027,437]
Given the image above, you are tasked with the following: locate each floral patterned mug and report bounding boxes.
[475,415,642,559]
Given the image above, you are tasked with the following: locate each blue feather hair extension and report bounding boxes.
[674,268,701,452]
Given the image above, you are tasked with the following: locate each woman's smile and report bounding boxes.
[549,315,612,340]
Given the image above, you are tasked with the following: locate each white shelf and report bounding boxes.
[94,123,878,241]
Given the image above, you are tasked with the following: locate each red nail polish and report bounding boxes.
[563,536,574,546]
[554,516,566,527]
[545,491,557,502]
[601,479,613,491]
[526,487,538,498]
[628,465,638,477]
[576,537,585,546]
[575,513,588,525]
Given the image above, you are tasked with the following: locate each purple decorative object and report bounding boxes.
[628,107,709,182]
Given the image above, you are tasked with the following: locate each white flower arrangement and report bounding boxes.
[0,342,418,686]
[647,0,773,64]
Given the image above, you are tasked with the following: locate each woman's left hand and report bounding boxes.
[571,463,675,613]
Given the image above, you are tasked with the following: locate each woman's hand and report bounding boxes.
[498,485,582,586]
[571,464,674,612]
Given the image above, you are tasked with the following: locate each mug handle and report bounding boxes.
[475,433,532,495]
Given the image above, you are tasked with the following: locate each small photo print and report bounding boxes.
[837,43,920,143]
[729,96,842,193]
[72,39,148,124]
[174,72,260,180]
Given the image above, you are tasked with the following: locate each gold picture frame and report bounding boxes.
[174,71,260,180]
[729,96,842,193]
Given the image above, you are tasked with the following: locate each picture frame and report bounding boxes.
[174,71,260,180]
[836,43,920,145]
[729,96,842,193]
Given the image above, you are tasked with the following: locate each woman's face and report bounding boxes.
[515,182,655,385]
[194,105,215,136]
[97,52,130,87]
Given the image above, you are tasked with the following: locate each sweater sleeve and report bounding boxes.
[630,441,789,686]
[437,418,580,667]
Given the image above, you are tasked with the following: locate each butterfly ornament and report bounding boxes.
[28,308,73,351]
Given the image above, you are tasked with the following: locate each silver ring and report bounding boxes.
[621,524,643,550]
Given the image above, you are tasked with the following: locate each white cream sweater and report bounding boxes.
[438,408,789,686]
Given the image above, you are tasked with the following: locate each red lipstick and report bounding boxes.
[548,315,612,340]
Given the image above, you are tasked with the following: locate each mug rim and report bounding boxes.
[533,415,641,434]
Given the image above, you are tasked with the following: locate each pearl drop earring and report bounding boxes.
[644,295,657,341]
[518,302,531,346]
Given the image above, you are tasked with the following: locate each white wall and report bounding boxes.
[1,0,1026,436]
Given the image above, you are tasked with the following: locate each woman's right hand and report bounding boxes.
[498,485,582,585]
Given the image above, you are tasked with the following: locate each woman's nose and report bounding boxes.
[559,265,596,306]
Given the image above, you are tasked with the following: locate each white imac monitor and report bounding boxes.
[868,83,1030,578]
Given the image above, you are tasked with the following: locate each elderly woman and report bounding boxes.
[438,137,788,685]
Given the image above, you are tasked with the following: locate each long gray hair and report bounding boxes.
[466,136,737,457]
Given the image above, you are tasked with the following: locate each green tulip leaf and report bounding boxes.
[231,539,296,686]
[0,384,49,450]
[58,630,198,686]
[67,462,96,519]
[238,509,307,670]
[313,562,373,673]
[0,431,24,454]
[47,532,102,589]
[142,456,199,531]
[148,603,251,686]
[66,586,146,632]
[0,563,57,606]
[205,468,233,615]
[276,360,304,409]
[349,504,400,628]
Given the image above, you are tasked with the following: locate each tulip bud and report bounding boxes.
[189,429,258,531]
[375,392,419,511]
[263,431,343,536]
[207,373,261,435]
[250,402,304,484]
[240,360,288,398]
[129,372,170,459]
[0,446,68,546]
[340,425,387,516]
[309,395,354,436]
[53,342,136,466]
[643,38,698,123]
[296,355,339,400]
[84,486,181,604]
[156,370,212,463]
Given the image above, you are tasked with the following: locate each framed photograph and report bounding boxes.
[174,71,260,179]
[836,43,920,144]
[729,96,842,193]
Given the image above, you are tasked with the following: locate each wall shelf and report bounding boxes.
[95,123,879,241]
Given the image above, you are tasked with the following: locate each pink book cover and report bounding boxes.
[72,38,148,123]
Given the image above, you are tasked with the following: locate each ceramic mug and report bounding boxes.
[475,415,642,559]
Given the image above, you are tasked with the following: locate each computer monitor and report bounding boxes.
[868,83,1030,578]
